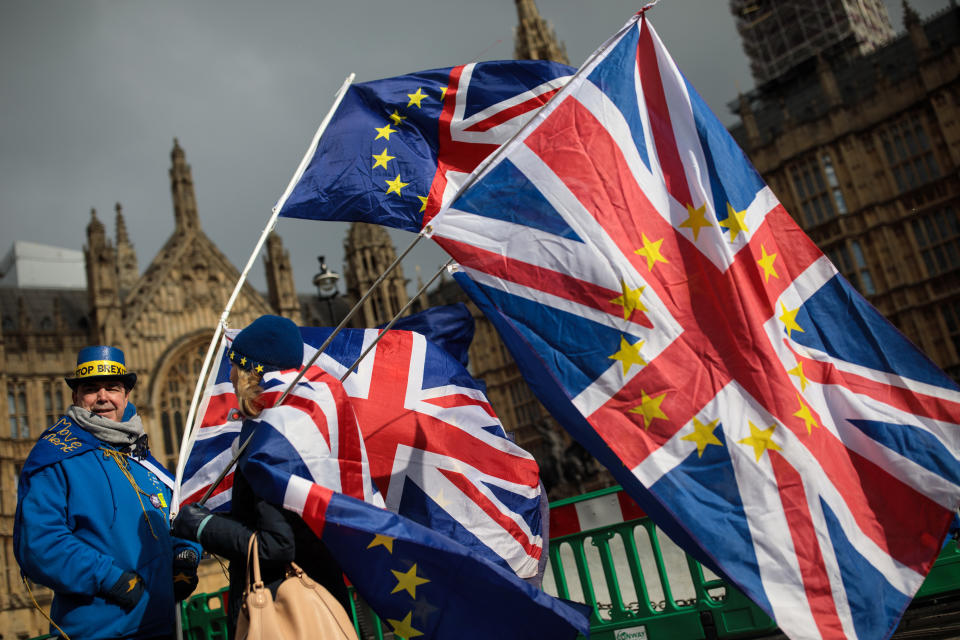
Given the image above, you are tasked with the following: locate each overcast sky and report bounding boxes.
[0,0,949,298]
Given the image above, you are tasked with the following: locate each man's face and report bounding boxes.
[73,380,130,422]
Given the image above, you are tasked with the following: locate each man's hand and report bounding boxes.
[173,548,200,602]
[172,503,213,542]
[104,570,144,611]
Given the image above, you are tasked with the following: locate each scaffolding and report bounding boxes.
[730,0,895,84]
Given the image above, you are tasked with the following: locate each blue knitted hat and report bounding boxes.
[229,315,303,375]
[65,345,138,390]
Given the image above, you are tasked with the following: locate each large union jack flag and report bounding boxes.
[179,318,544,580]
[176,331,585,640]
[177,336,381,512]
[428,13,960,640]
[277,60,573,231]
[302,325,544,579]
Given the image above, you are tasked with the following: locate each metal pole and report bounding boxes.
[173,73,356,511]
[341,259,454,382]
[195,232,428,506]
[272,230,426,406]
[427,12,640,236]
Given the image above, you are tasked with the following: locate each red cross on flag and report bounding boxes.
[429,13,960,640]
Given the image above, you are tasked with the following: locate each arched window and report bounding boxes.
[7,380,28,438]
[157,338,209,469]
[43,380,67,424]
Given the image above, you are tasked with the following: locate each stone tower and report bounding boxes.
[264,231,302,322]
[513,0,570,64]
[903,0,931,58]
[170,137,200,233]
[84,207,120,343]
[727,4,960,382]
[729,0,894,84]
[343,222,410,327]
[114,202,139,292]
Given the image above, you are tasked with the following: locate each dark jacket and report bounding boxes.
[198,467,349,635]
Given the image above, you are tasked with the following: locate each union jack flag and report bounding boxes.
[177,333,585,640]
[177,336,381,512]
[277,60,574,231]
[428,14,960,640]
[179,319,544,580]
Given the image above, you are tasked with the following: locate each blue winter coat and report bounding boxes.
[14,408,200,639]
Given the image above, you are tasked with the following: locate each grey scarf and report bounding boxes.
[67,405,145,448]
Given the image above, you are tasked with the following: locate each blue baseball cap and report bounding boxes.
[65,345,137,390]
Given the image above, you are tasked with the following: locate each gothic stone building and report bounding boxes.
[0,141,311,635]
[0,2,610,633]
[730,3,960,381]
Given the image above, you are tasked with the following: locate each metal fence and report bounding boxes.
[176,486,960,640]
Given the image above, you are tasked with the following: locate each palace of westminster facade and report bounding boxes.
[1,0,958,635]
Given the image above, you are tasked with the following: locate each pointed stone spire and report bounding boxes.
[170,138,201,233]
[115,202,139,292]
[87,207,106,248]
[343,222,410,327]
[514,0,570,64]
[85,207,120,342]
[902,1,931,58]
[263,231,302,322]
[902,0,921,26]
[115,202,130,244]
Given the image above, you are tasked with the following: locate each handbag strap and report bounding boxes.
[245,533,263,590]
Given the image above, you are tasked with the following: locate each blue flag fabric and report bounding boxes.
[428,14,960,640]
[299,486,589,640]
[378,302,475,368]
[278,61,574,232]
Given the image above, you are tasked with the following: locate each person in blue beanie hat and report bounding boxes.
[14,345,201,640]
[173,315,350,637]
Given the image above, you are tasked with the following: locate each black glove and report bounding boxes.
[173,548,200,602]
[172,503,213,543]
[104,570,144,611]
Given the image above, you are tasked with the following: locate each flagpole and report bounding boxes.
[191,231,430,506]
[172,73,356,512]
[426,14,641,237]
[272,230,427,404]
[341,258,455,382]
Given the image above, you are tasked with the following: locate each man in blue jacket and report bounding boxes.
[14,346,201,640]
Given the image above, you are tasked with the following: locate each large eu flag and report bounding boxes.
[277,60,574,232]
[428,12,960,640]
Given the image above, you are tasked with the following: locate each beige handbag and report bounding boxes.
[236,534,359,640]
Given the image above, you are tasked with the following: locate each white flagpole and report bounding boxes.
[426,13,640,236]
[171,73,356,513]
[193,230,429,506]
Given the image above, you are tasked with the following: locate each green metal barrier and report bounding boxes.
[180,586,229,640]
[916,538,960,600]
[545,487,777,639]
[173,488,960,640]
